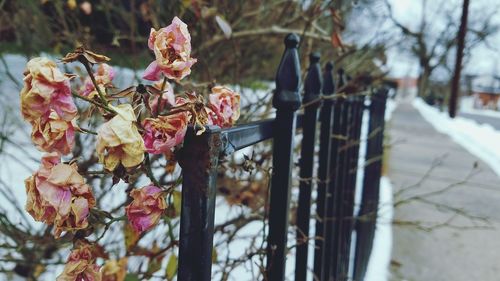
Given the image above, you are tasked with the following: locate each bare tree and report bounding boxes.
[385,0,499,98]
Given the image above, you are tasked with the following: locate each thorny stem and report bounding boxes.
[81,59,108,105]
[144,153,161,187]
[94,215,126,242]
[72,92,117,115]
[79,127,98,135]
[160,77,168,91]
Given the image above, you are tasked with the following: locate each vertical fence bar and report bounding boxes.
[295,52,322,281]
[266,33,302,281]
[332,95,350,280]
[321,95,342,280]
[323,68,346,280]
[353,88,388,281]
[178,126,222,281]
[339,95,363,278]
[312,62,335,281]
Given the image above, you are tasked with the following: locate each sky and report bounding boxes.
[380,0,500,78]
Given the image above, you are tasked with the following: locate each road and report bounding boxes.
[459,112,500,130]
[388,102,500,281]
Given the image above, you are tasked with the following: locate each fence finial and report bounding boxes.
[303,52,322,104]
[323,62,335,96]
[273,33,302,110]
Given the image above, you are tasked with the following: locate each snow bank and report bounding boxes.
[413,98,500,177]
[365,177,394,281]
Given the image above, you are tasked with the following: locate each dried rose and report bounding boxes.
[20,57,77,123]
[25,153,95,237]
[143,17,197,81]
[125,185,167,233]
[31,110,77,155]
[96,104,145,171]
[142,111,189,154]
[56,240,101,281]
[207,86,240,128]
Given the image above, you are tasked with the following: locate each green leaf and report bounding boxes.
[124,273,140,281]
[173,191,182,216]
[166,254,178,281]
[147,256,163,275]
[212,247,218,264]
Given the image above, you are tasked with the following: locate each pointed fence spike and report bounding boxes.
[303,52,322,104]
[273,33,302,110]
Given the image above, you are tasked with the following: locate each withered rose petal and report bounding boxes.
[125,185,167,233]
[96,104,145,171]
[57,241,101,281]
[25,153,95,238]
[142,111,188,154]
[143,17,197,81]
[20,57,77,124]
[208,86,240,128]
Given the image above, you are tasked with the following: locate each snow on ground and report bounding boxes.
[364,177,394,281]
[414,98,500,177]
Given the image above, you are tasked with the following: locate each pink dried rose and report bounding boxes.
[56,240,101,281]
[82,63,115,98]
[96,104,145,171]
[143,17,197,81]
[31,110,77,155]
[125,185,167,233]
[148,80,175,116]
[20,57,77,123]
[207,86,240,128]
[25,153,96,238]
[142,110,189,154]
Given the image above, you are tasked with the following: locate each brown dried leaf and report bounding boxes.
[61,46,110,64]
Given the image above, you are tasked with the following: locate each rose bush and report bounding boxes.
[18,16,240,280]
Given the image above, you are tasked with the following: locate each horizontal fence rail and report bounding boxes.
[177,33,389,281]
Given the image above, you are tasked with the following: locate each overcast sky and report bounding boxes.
[380,0,500,78]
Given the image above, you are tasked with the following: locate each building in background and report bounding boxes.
[471,75,500,110]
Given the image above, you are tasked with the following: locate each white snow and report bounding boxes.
[364,177,394,281]
[413,98,500,177]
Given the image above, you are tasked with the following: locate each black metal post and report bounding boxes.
[338,95,363,279]
[295,52,322,281]
[321,95,343,280]
[353,88,388,281]
[313,62,335,281]
[177,126,222,281]
[266,33,302,281]
[331,96,349,280]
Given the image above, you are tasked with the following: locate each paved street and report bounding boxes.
[459,112,500,130]
[388,102,500,281]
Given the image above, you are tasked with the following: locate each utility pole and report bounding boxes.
[449,0,470,118]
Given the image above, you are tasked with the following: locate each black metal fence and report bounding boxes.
[176,33,388,281]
